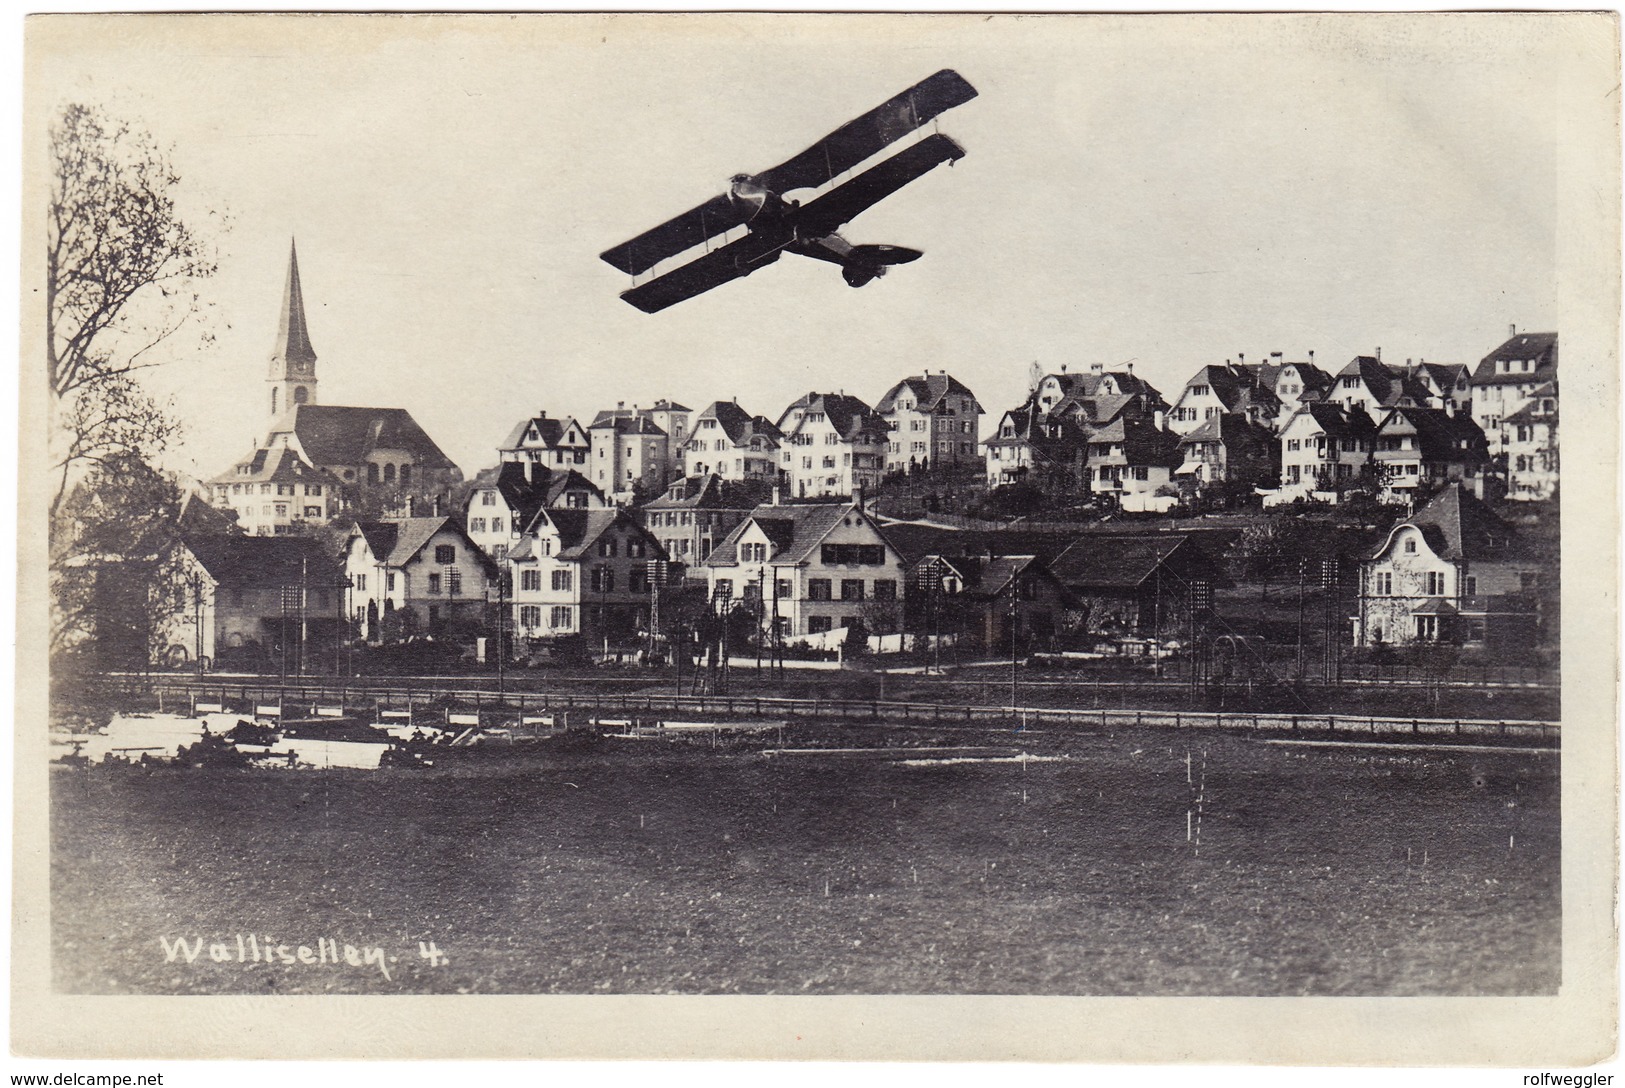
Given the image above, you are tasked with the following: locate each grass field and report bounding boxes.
[51,726,1559,996]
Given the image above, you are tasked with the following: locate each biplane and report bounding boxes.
[600,69,978,313]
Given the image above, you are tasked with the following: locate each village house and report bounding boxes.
[873,371,984,474]
[776,392,890,500]
[1166,364,1279,435]
[498,410,592,470]
[703,499,909,640]
[1086,417,1183,508]
[1277,403,1378,493]
[208,442,343,536]
[1326,355,1429,417]
[1406,361,1473,416]
[906,552,1074,651]
[215,242,463,522]
[1354,483,1540,651]
[1262,355,1335,422]
[1033,365,1165,418]
[982,396,1091,489]
[1049,533,1226,639]
[588,411,670,503]
[1370,407,1490,504]
[505,507,666,646]
[1470,330,1558,456]
[1503,384,1559,501]
[588,400,691,497]
[463,461,607,563]
[637,474,773,574]
[680,400,784,482]
[344,517,496,641]
[1175,413,1279,491]
[153,533,347,671]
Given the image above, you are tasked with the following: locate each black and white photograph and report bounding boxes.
[15,11,1618,1065]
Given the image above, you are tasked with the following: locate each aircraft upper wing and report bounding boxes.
[756,69,978,196]
[618,230,787,313]
[796,132,967,238]
[600,192,750,277]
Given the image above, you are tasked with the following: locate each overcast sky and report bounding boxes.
[30,14,1563,480]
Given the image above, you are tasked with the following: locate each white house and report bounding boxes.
[776,392,889,499]
[344,517,495,640]
[506,507,667,646]
[498,411,592,470]
[873,371,984,473]
[1470,330,1558,456]
[1278,404,1377,493]
[703,500,909,640]
[463,461,607,563]
[681,400,784,482]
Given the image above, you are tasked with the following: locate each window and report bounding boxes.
[808,616,833,634]
[840,579,865,601]
[808,578,832,601]
[274,504,288,517]
[470,518,487,533]
[741,542,767,562]
[551,569,572,592]
[1414,615,1438,641]
[1464,576,1477,596]
[1403,537,1416,554]
[775,579,793,599]
[597,538,619,557]
[821,544,886,566]
[1424,571,1445,596]
[386,573,396,592]
[305,484,322,497]
[629,568,648,594]
[304,506,321,517]
[428,573,442,594]
[261,484,272,495]
[591,567,615,592]
[1132,466,1149,481]
[435,545,456,564]
[873,580,897,601]
[492,518,503,534]
[354,574,367,591]
[368,464,379,485]
[522,569,542,592]
[519,605,542,629]
[550,606,573,629]
[482,491,496,506]
[1375,572,1392,595]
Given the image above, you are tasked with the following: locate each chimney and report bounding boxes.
[772,483,782,506]
[1238,353,1245,364]
[1375,347,1382,361]
[1154,409,1166,430]
[1309,350,1315,363]
[1060,363,1067,374]
[1091,361,1103,374]
[1270,351,1283,360]
[1509,323,1517,338]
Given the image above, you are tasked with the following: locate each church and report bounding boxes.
[209,242,463,534]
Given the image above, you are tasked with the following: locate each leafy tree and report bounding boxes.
[47,103,219,517]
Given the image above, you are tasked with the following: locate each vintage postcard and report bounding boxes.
[14,11,1619,1065]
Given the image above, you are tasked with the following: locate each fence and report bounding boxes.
[124,675,1558,744]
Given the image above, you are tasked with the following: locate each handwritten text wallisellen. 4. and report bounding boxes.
[158,935,450,980]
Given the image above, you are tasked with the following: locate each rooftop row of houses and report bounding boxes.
[154,472,1543,673]
[984,331,1558,507]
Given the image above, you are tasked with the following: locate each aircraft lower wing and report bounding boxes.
[758,70,978,196]
[618,231,786,313]
[600,192,748,277]
[797,132,967,238]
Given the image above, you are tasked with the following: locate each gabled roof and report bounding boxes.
[705,502,882,567]
[352,516,492,570]
[177,493,241,536]
[278,405,458,473]
[1504,383,1559,424]
[778,392,889,441]
[687,400,784,449]
[1056,392,1140,426]
[1278,361,1334,394]
[589,413,667,437]
[644,473,774,511]
[1286,402,1378,437]
[211,442,341,487]
[183,533,346,587]
[1051,534,1223,590]
[524,508,661,562]
[500,413,584,451]
[1374,407,1489,462]
[875,373,983,415]
[1179,365,1278,414]
[1179,412,1272,450]
[881,523,1078,566]
[1375,483,1518,562]
[1086,417,1184,466]
[466,461,605,525]
[1473,332,1558,386]
[984,395,1091,456]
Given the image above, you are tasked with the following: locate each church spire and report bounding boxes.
[272,238,317,372]
[268,238,318,418]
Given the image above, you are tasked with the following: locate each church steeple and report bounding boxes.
[268,239,318,418]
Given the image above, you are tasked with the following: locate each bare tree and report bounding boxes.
[47,103,218,516]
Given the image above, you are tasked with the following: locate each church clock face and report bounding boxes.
[294,359,312,375]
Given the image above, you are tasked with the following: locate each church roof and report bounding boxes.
[279,404,458,473]
[272,239,317,373]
